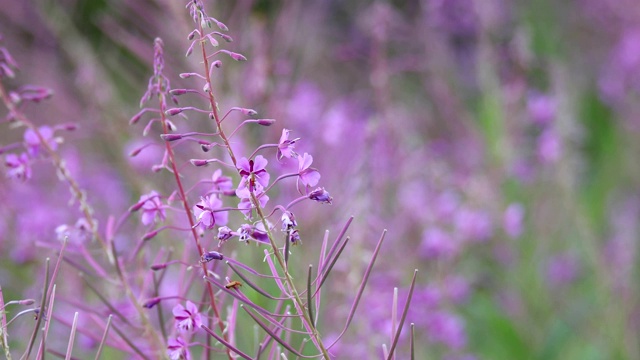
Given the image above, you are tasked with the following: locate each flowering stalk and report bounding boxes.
[149,38,230,353]
[186,2,332,356]
[0,40,166,358]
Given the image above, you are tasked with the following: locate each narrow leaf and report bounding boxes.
[94,315,112,360]
[306,265,315,328]
[241,305,319,359]
[328,230,387,348]
[65,312,79,360]
[386,269,418,360]
[200,324,252,360]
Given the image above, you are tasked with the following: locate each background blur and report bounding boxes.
[2,0,640,359]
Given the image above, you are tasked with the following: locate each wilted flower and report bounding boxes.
[237,223,270,244]
[200,250,224,263]
[308,187,332,204]
[217,226,234,241]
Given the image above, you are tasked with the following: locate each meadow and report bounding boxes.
[1,1,639,359]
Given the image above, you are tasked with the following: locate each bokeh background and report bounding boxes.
[2,0,640,359]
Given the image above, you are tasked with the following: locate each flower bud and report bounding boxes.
[143,297,162,308]
[170,89,189,96]
[257,119,276,126]
[165,108,184,116]
[142,229,160,241]
[160,134,183,141]
[190,159,209,167]
[151,263,168,271]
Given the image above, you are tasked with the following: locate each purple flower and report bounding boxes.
[426,311,467,350]
[308,187,333,204]
[503,203,525,239]
[297,152,321,187]
[546,253,581,287]
[277,129,299,160]
[237,186,269,218]
[281,211,297,231]
[290,229,301,244]
[527,93,556,125]
[167,337,190,360]
[454,207,493,242]
[444,275,470,304]
[237,155,270,194]
[211,169,233,194]
[193,195,228,230]
[173,301,202,332]
[5,152,31,181]
[54,218,92,245]
[217,226,234,242]
[237,223,270,244]
[537,127,561,164]
[420,227,459,260]
[139,191,166,225]
[23,126,57,157]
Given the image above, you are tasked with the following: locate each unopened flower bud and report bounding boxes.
[228,52,247,61]
[160,134,183,141]
[150,263,167,271]
[165,108,184,116]
[211,60,222,68]
[142,229,160,241]
[187,30,199,40]
[143,297,162,308]
[231,107,257,116]
[214,20,229,31]
[190,159,209,167]
[129,147,144,157]
[165,120,177,131]
[59,123,78,131]
[257,119,276,126]
[129,200,145,212]
[130,113,143,125]
[170,89,189,96]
